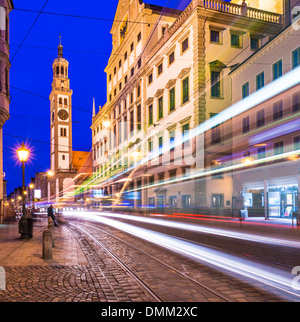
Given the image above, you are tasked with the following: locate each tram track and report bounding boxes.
[68,221,234,302]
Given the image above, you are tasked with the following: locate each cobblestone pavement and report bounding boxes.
[0,218,298,302]
[0,221,154,302]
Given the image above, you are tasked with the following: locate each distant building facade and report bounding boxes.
[0,0,13,223]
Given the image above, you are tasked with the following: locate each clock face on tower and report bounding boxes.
[58,109,69,120]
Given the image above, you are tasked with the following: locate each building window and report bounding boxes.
[231,33,241,47]
[148,104,153,126]
[124,75,128,84]
[169,196,177,207]
[148,73,153,85]
[149,197,155,207]
[119,60,122,68]
[130,110,134,135]
[181,37,189,53]
[250,37,259,50]
[256,72,264,90]
[242,116,250,134]
[158,63,163,76]
[169,87,175,112]
[131,67,134,77]
[169,130,175,151]
[137,32,141,42]
[273,59,282,80]
[182,123,190,147]
[182,77,189,104]
[124,51,127,60]
[158,172,164,183]
[210,30,220,43]
[59,97,62,107]
[257,146,266,159]
[138,58,141,69]
[211,194,224,207]
[158,136,163,155]
[169,51,175,65]
[274,141,284,155]
[294,136,300,151]
[137,85,141,98]
[242,82,249,99]
[292,47,300,69]
[62,155,65,161]
[292,92,300,113]
[256,109,265,127]
[130,42,134,52]
[273,100,283,120]
[211,71,221,98]
[158,96,163,120]
[137,105,141,131]
[148,139,153,153]
[182,195,191,208]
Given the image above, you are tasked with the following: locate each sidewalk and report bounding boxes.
[0,219,88,267]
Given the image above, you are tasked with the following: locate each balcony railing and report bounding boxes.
[202,0,281,24]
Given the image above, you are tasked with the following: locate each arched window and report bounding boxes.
[59,97,62,107]
[65,67,67,77]
[64,98,68,107]
[56,66,59,75]
[61,66,64,75]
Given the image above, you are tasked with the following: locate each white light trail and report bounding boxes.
[64,211,300,299]
[64,211,300,249]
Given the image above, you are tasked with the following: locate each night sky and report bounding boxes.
[4,0,225,195]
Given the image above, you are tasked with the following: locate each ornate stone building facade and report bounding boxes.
[91,0,284,213]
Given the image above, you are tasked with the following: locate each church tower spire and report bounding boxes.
[58,34,63,58]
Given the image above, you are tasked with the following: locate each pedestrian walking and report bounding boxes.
[47,205,59,227]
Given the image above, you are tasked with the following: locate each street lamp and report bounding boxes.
[17,142,30,239]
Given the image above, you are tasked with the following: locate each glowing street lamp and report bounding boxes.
[17,142,30,239]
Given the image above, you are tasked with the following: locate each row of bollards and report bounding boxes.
[42,217,55,260]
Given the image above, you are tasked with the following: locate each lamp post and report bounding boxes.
[17,142,30,239]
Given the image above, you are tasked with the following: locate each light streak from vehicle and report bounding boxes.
[63,211,300,299]
[63,211,300,248]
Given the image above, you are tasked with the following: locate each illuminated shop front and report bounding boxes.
[242,177,299,219]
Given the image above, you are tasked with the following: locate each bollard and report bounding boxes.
[48,216,55,247]
[42,230,52,260]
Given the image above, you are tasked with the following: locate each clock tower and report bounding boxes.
[50,37,73,173]
[48,37,75,202]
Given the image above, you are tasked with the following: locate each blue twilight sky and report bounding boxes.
[5,0,231,195]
